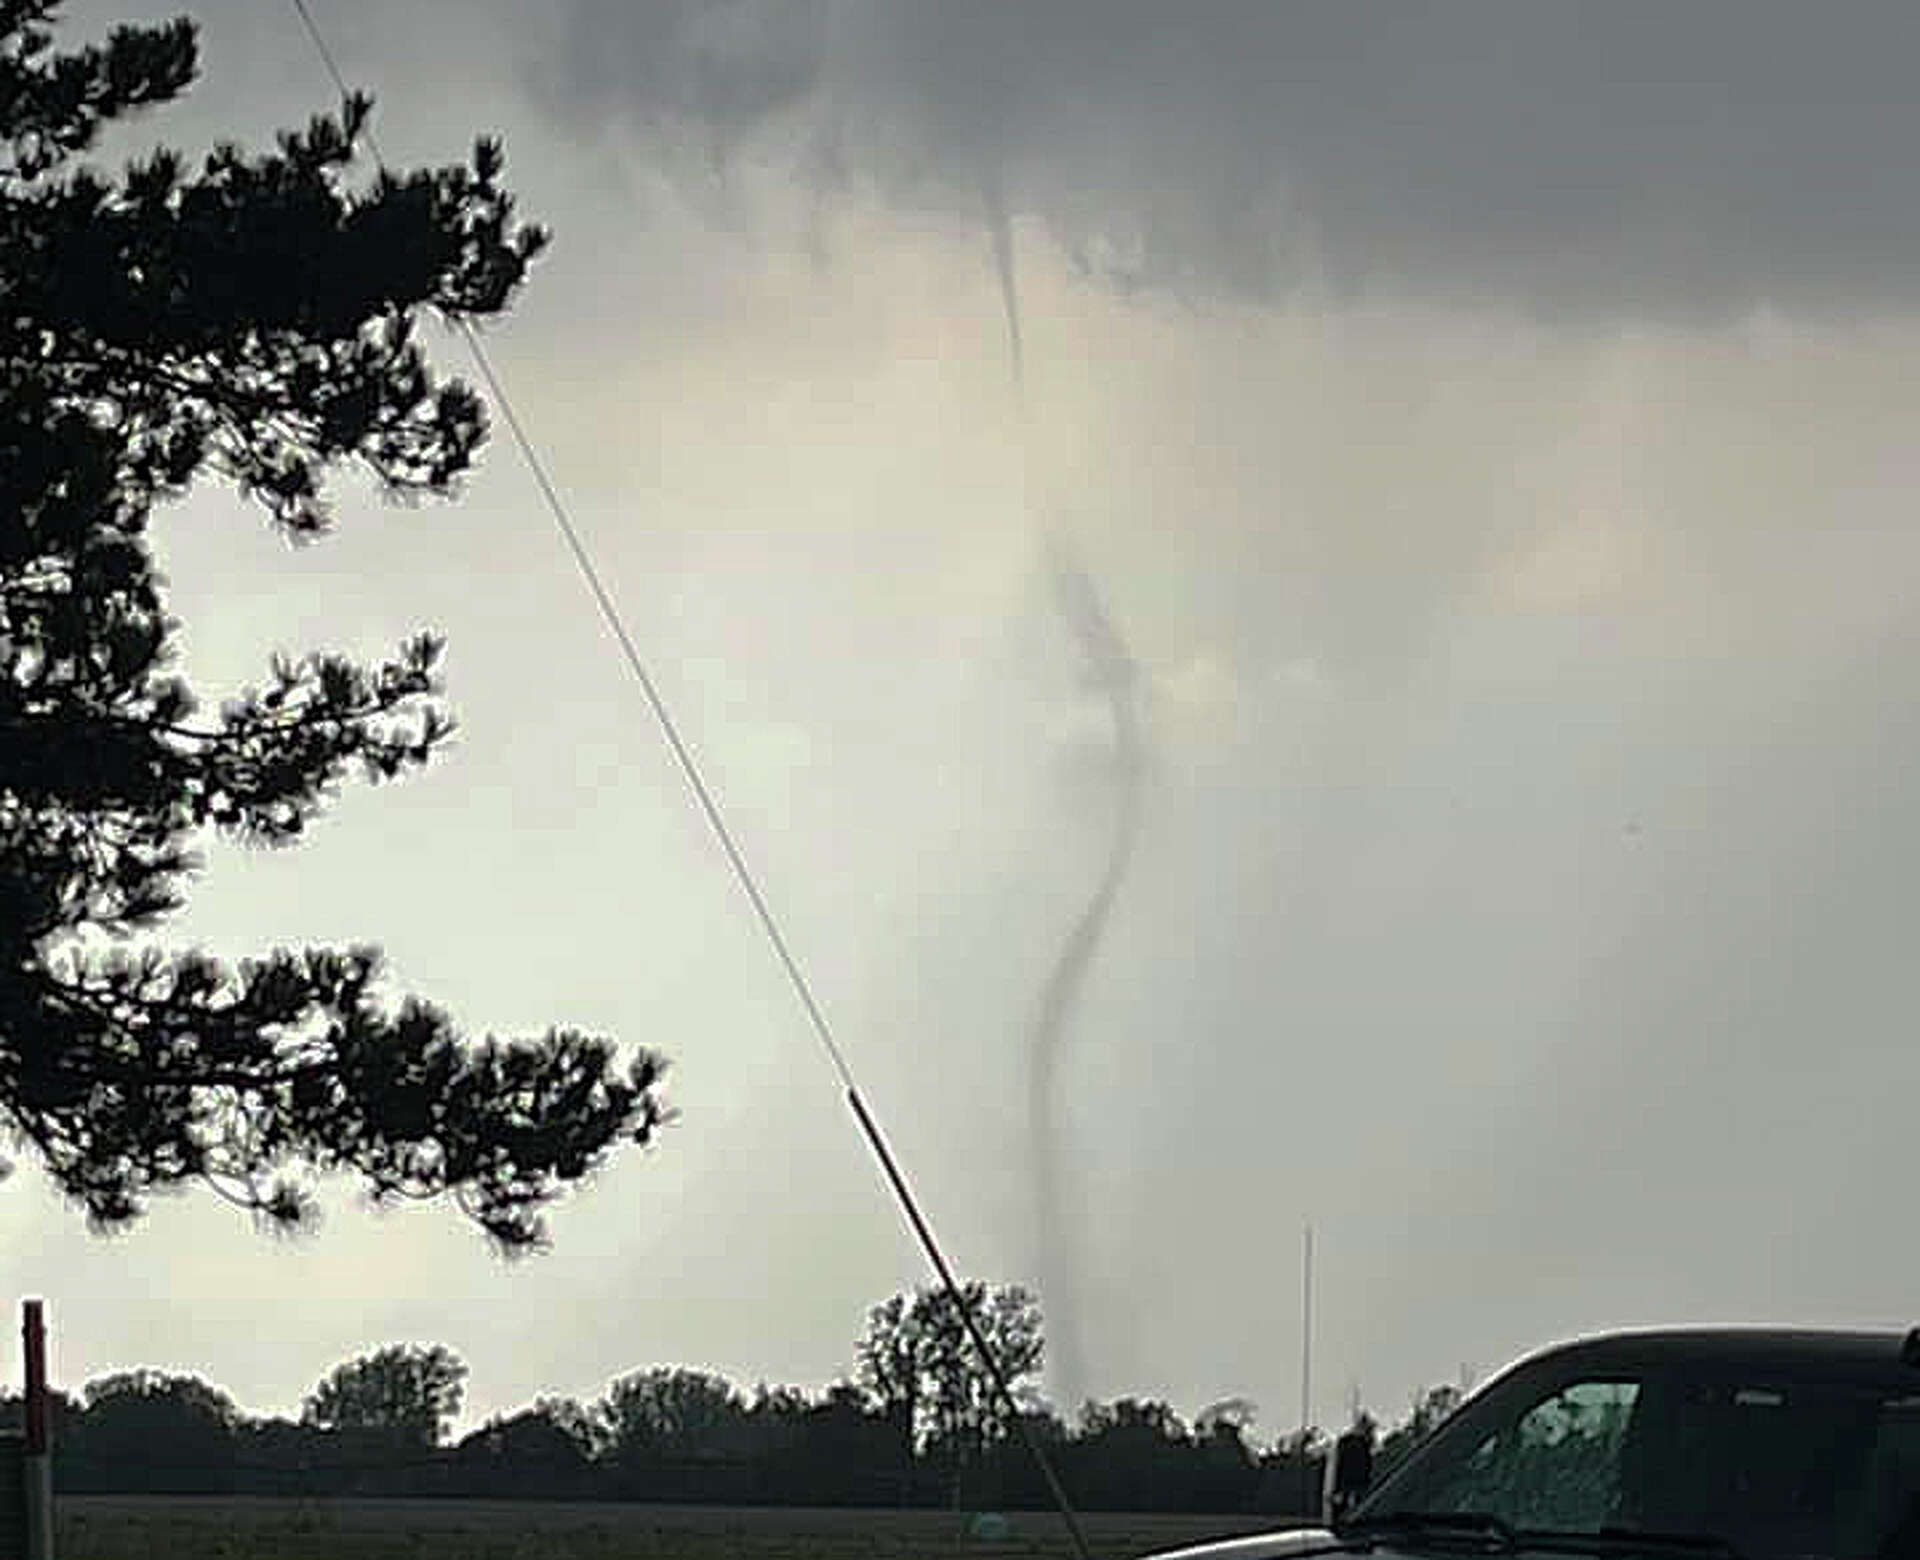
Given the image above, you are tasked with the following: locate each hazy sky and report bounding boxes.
[8,0,1919,1443]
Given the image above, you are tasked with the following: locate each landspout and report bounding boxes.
[1027,545,1145,1412]
[983,178,1146,1412]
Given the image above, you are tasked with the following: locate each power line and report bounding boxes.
[287,4,853,1102]
[274,10,1090,1556]
[456,335,859,1096]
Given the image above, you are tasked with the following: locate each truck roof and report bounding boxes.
[1488,1326,1919,1387]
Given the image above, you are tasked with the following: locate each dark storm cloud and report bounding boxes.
[538,1,1920,319]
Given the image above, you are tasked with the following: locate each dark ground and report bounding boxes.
[60,1496,1299,1559]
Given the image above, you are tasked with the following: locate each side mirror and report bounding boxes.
[1323,1428,1374,1526]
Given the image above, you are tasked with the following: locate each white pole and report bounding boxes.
[1301,1222,1315,1519]
[1300,1223,1313,1438]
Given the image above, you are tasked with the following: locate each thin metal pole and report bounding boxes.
[1301,1223,1314,1520]
[1301,1224,1313,1433]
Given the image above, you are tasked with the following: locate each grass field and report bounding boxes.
[59,1497,1296,1560]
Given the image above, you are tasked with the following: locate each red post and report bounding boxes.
[22,1298,46,1455]
[21,1297,53,1560]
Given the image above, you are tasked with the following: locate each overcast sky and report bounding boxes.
[7,0,1919,1442]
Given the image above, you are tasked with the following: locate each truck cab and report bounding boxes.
[1146,1327,1920,1560]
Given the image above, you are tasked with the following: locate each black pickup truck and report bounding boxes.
[1144,1327,1920,1560]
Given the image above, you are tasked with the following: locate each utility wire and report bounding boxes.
[288,0,853,1096]
[457,335,859,1096]
[278,8,1093,1556]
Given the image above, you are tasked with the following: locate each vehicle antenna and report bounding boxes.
[279,8,1094,1555]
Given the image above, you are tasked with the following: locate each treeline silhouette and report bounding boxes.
[0,1294,1465,1515]
[0,1381,1461,1514]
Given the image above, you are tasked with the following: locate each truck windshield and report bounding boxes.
[1370,1369,1920,1560]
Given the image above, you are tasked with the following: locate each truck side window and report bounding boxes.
[1418,1379,1640,1529]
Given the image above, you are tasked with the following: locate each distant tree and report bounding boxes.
[594,1366,756,1499]
[1411,1383,1463,1437]
[750,1381,813,1424]
[920,1283,1045,1478]
[1194,1398,1260,1511]
[228,1414,324,1495]
[1255,1427,1329,1518]
[66,1371,238,1492]
[0,0,667,1250]
[773,1382,907,1506]
[597,1367,748,1460]
[984,1403,1071,1511]
[856,1290,923,1469]
[81,1367,236,1416]
[857,1282,1045,1505]
[453,1399,596,1499]
[301,1344,466,1450]
[1377,1383,1463,1475]
[528,1393,603,1460]
[1078,1395,1188,1443]
[1073,1397,1194,1510]
[0,1384,77,1445]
